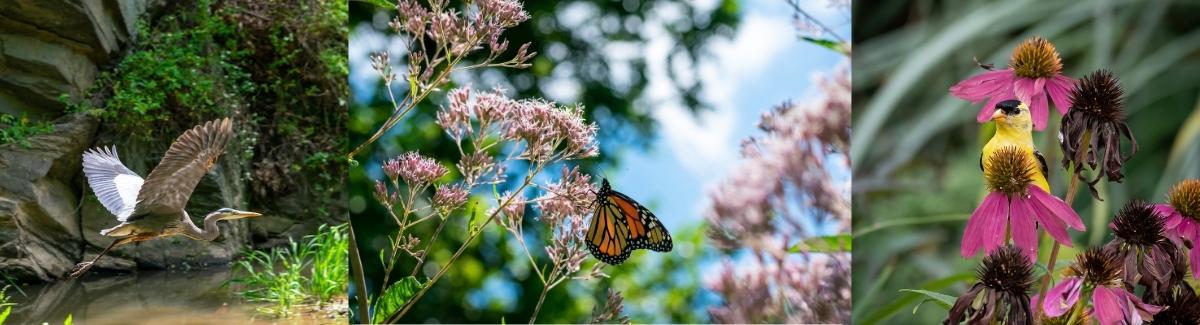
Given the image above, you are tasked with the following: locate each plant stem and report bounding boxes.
[1033,132,1088,320]
[411,215,449,277]
[529,267,560,324]
[348,224,372,323]
[385,166,544,323]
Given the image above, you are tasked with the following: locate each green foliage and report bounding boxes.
[0,285,11,325]
[61,314,71,325]
[310,223,350,303]
[232,223,349,316]
[372,276,423,323]
[897,289,954,311]
[790,234,852,253]
[0,113,53,148]
[69,0,252,140]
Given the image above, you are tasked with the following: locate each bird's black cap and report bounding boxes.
[996,99,1022,115]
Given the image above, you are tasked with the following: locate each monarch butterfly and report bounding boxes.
[585,179,672,265]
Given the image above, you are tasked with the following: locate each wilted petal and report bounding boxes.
[1092,286,1127,325]
[1122,289,1163,323]
[1042,277,1082,317]
[962,192,1009,257]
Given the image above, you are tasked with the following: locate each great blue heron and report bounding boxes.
[69,118,261,278]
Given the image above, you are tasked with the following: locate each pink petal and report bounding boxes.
[1046,75,1076,115]
[962,192,1009,257]
[1029,186,1085,230]
[1042,277,1082,317]
[1122,289,1163,323]
[1191,233,1200,279]
[975,84,1016,123]
[1009,196,1040,261]
[1029,87,1050,130]
[1013,78,1038,104]
[1029,198,1073,247]
[1092,286,1128,325]
[951,70,1015,101]
[1154,204,1182,230]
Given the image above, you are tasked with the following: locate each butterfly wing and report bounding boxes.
[585,187,673,265]
[609,191,672,252]
[586,193,633,264]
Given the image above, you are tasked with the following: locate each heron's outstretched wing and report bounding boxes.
[134,118,233,215]
[82,146,144,221]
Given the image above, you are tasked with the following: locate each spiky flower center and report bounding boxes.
[1111,200,1165,246]
[984,146,1036,196]
[977,245,1034,294]
[1010,37,1063,78]
[1167,179,1200,221]
[1067,248,1122,287]
[1069,70,1125,122]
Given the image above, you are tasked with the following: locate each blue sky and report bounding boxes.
[607,0,849,231]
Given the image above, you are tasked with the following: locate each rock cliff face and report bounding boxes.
[0,0,254,282]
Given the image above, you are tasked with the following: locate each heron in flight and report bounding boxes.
[69,118,261,278]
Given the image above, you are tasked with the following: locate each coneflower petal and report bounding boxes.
[1042,277,1082,317]
[1153,204,1182,229]
[950,69,1013,101]
[1030,90,1049,130]
[1010,196,1039,261]
[1091,286,1125,325]
[963,192,1009,257]
[1028,199,1073,247]
[1029,186,1085,230]
[1046,75,1075,115]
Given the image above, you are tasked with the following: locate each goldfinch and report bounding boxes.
[982,100,1050,193]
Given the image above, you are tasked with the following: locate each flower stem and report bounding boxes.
[1033,132,1089,320]
[385,166,544,323]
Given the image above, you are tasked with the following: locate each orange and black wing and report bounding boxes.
[609,191,672,252]
[585,183,672,265]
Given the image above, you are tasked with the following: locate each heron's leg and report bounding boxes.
[67,236,138,278]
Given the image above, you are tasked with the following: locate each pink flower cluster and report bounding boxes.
[704,63,851,324]
[436,86,599,165]
[383,152,448,186]
[537,166,597,225]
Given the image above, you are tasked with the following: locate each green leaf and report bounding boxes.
[358,0,396,9]
[63,313,73,325]
[373,276,423,323]
[0,306,10,325]
[789,234,851,253]
[898,289,955,310]
[800,37,849,54]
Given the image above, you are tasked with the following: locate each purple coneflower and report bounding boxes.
[1042,248,1163,324]
[946,245,1035,325]
[962,146,1085,260]
[1145,289,1200,324]
[1155,179,1200,278]
[1104,200,1179,295]
[950,37,1075,130]
[1060,70,1137,199]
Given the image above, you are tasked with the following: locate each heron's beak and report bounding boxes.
[990,109,1006,122]
[231,210,262,219]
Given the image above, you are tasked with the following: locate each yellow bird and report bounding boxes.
[982,100,1050,193]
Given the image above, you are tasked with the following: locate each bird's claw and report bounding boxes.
[68,262,94,278]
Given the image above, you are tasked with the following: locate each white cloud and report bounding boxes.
[638,12,795,176]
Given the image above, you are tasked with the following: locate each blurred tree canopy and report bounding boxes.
[347,0,739,323]
[852,0,1200,324]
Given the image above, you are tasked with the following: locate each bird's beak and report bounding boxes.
[231,210,262,219]
[990,109,1006,122]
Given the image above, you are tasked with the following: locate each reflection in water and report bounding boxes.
[8,267,268,324]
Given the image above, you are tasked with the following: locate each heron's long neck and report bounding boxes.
[183,210,224,241]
